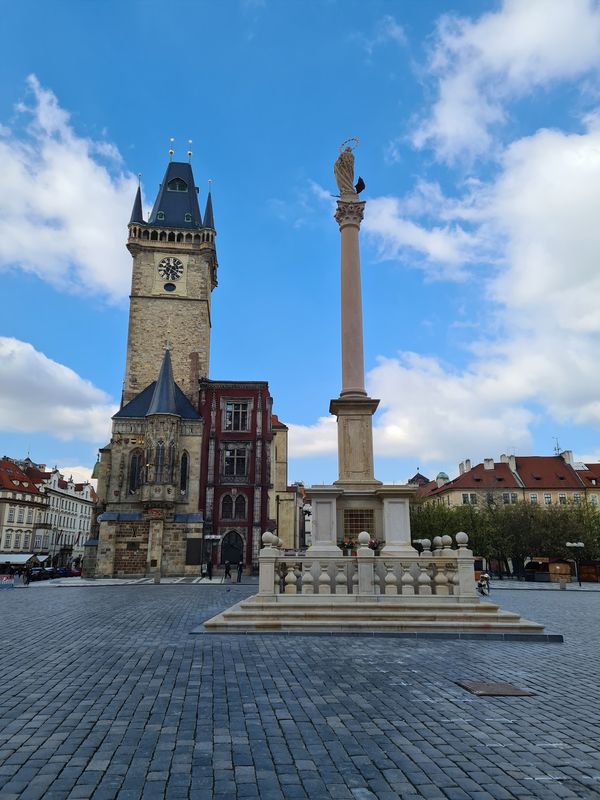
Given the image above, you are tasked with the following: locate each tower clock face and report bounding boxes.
[158,257,184,281]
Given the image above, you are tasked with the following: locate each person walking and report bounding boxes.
[224,561,231,581]
[206,559,213,582]
[23,567,30,587]
[236,562,243,584]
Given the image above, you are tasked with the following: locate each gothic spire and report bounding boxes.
[148,162,203,228]
[129,185,144,224]
[203,190,215,230]
[146,346,179,417]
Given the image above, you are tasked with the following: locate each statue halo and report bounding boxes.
[339,137,360,154]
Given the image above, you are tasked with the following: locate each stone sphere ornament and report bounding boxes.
[432,536,443,549]
[358,531,371,546]
[441,535,453,549]
[262,532,275,547]
[455,531,469,547]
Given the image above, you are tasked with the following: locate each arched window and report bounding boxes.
[176,233,183,242]
[157,211,165,220]
[180,452,189,494]
[142,229,149,240]
[154,442,165,483]
[234,495,246,519]
[168,232,175,242]
[128,450,142,493]
[167,178,188,192]
[185,233,192,243]
[184,213,192,223]
[221,495,233,519]
[221,531,244,565]
[150,230,158,241]
[159,231,166,241]
[167,441,176,482]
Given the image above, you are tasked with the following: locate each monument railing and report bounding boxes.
[258,532,476,598]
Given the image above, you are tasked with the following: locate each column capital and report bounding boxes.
[335,199,365,229]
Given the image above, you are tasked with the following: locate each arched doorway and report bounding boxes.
[221,531,244,565]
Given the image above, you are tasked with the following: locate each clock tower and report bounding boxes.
[123,161,217,405]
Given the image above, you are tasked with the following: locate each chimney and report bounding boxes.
[500,454,509,464]
[436,475,446,488]
[560,450,574,467]
[458,461,465,475]
[508,455,516,472]
[484,458,494,470]
[464,459,471,472]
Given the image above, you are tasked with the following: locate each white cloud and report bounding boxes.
[287,416,337,457]
[353,15,407,57]
[0,337,116,442]
[56,465,97,487]
[414,0,600,161]
[0,75,137,302]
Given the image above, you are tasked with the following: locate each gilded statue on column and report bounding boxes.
[334,138,365,197]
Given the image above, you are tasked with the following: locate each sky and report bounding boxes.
[2,0,600,487]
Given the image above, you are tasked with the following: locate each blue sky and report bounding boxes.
[2,0,600,486]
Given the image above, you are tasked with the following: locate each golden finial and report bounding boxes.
[137,172,142,186]
[208,178,213,192]
[187,139,193,162]
[169,137,175,160]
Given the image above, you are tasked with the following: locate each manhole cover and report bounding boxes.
[456,681,535,696]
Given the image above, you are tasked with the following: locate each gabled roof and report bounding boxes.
[0,459,41,495]
[578,463,600,488]
[423,461,520,498]
[146,348,178,417]
[114,381,199,420]
[271,414,288,430]
[515,456,583,490]
[148,162,203,228]
[408,471,430,486]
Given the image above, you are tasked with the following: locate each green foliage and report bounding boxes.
[410,500,600,569]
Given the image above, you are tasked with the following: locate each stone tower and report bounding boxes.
[123,161,218,405]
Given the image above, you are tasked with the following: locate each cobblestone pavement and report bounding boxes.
[1,586,599,800]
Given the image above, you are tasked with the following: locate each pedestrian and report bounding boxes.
[207,559,213,581]
[482,572,491,593]
[224,561,231,581]
[236,562,243,583]
[23,567,30,587]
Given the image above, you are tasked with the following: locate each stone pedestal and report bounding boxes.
[330,396,381,486]
[305,487,342,556]
[377,487,418,556]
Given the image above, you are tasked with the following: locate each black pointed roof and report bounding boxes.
[129,185,144,224]
[114,381,199,420]
[148,162,203,228]
[203,191,215,229]
[146,348,178,416]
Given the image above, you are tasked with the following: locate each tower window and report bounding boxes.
[167,178,188,192]
[234,494,246,519]
[128,451,142,493]
[224,449,247,477]
[184,213,192,222]
[157,211,165,220]
[221,494,234,519]
[180,452,189,494]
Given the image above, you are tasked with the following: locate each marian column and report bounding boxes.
[330,144,381,485]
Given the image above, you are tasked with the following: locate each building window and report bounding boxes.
[502,493,510,504]
[7,506,15,523]
[167,441,176,483]
[225,402,249,431]
[180,452,189,494]
[221,494,234,519]
[574,493,581,505]
[14,533,21,549]
[234,495,246,519]
[17,508,24,523]
[154,442,165,483]
[128,451,142,493]
[462,493,478,505]
[157,211,165,220]
[23,533,30,549]
[529,493,538,504]
[343,509,375,540]
[167,178,188,192]
[26,509,33,524]
[591,494,598,506]
[544,493,552,505]
[558,493,567,505]
[184,213,192,222]
[42,534,49,549]
[4,532,12,548]
[224,448,247,477]
[511,492,518,504]
[34,535,41,549]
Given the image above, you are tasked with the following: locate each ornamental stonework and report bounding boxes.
[334,200,365,228]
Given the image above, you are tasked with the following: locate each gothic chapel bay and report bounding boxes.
[90,160,297,578]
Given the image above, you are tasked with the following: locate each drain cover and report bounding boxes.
[456,681,535,696]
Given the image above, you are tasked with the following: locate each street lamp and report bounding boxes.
[566,541,584,587]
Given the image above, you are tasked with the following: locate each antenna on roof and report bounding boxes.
[187,139,193,162]
[168,137,175,161]
[553,437,561,455]
[137,172,142,186]
[208,178,213,191]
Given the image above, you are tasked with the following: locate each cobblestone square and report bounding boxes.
[1,585,598,799]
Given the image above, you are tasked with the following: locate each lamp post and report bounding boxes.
[566,541,584,587]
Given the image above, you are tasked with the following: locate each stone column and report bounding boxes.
[331,198,381,485]
[335,199,367,398]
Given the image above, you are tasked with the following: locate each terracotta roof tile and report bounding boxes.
[515,456,583,489]
[0,459,41,495]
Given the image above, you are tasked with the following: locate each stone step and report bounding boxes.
[223,610,523,623]
[204,617,544,633]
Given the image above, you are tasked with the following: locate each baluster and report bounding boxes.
[351,563,359,595]
[373,566,382,595]
[433,564,450,596]
[400,563,415,595]
[445,563,459,595]
[335,562,348,595]
[318,562,330,594]
[284,565,297,594]
[301,561,314,594]
[384,563,398,595]
[417,564,432,595]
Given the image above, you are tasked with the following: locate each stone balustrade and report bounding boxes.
[258,531,475,598]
